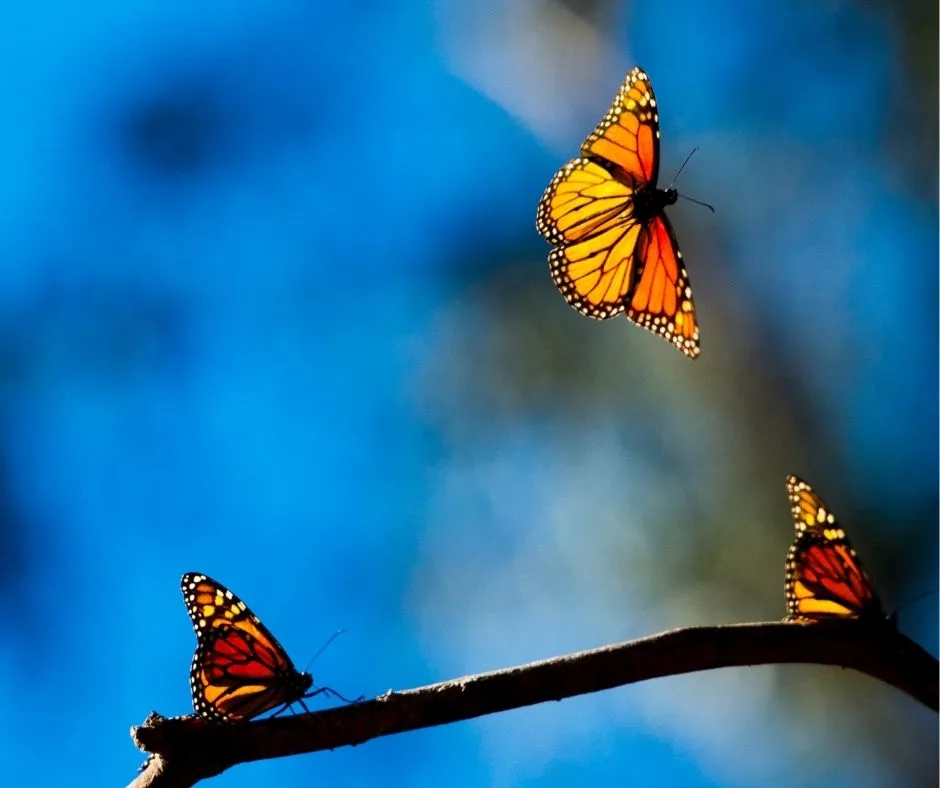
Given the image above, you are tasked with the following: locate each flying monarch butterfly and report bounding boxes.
[784,475,889,624]
[181,573,322,721]
[536,66,700,358]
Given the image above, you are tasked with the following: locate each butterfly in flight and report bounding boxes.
[181,573,323,721]
[536,66,700,358]
[784,475,888,624]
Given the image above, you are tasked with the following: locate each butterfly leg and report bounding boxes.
[321,686,365,705]
[267,701,297,719]
[267,689,324,719]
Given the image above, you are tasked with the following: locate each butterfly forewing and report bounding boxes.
[536,158,637,247]
[581,66,661,185]
[181,573,313,721]
[783,476,885,622]
[538,160,640,319]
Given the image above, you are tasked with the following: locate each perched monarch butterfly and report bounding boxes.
[784,475,888,623]
[181,573,320,721]
[536,66,700,358]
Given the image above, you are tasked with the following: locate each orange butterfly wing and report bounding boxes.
[581,66,661,185]
[783,476,885,622]
[536,66,700,358]
[538,158,642,319]
[628,213,699,357]
[181,573,313,721]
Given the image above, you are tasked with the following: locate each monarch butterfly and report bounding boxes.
[784,475,888,623]
[181,573,320,721]
[536,66,700,358]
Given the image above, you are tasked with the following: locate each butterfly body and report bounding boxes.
[536,67,700,358]
[783,476,888,624]
[631,184,677,221]
[181,573,317,721]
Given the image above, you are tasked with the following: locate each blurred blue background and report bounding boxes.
[0,1,936,786]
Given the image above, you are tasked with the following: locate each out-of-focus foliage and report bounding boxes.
[0,1,934,786]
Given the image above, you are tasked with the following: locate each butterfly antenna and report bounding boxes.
[303,627,346,675]
[299,629,365,707]
[893,588,938,620]
[677,193,715,213]
[668,147,715,213]
[667,147,699,190]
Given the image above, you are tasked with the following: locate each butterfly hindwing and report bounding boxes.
[181,573,313,721]
[783,476,885,622]
[628,213,699,356]
[536,66,700,358]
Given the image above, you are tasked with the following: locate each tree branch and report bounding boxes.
[129,621,937,787]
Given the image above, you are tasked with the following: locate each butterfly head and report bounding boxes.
[293,669,315,698]
[633,184,678,222]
